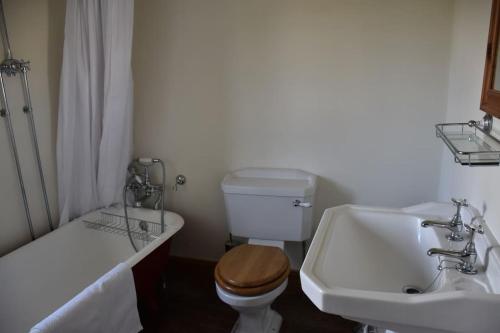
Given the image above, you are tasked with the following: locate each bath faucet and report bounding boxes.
[126,160,164,208]
[427,223,483,275]
[124,158,167,252]
[421,198,468,241]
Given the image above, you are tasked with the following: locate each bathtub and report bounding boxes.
[0,206,184,333]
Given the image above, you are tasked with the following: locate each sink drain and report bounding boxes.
[402,285,423,294]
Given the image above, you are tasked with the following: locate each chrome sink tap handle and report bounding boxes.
[427,223,483,275]
[464,222,484,235]
[421,198,468,241]
[450,198,468,228]
[457,223,483,274]
[463,223,484,258]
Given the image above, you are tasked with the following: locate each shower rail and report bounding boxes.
[0,0,54,239]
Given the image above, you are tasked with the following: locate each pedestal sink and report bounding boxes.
[300,203,500,333]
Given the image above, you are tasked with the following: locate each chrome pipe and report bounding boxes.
[0,72,35,240]
[142,158,165,232]
[0,0,12,60]
[20,68,54,231]
[158,159,165,233]
[123,186,138,252]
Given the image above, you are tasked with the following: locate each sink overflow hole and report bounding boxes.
[402,285,423,294]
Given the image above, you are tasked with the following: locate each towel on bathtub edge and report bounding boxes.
[29,262,143,333]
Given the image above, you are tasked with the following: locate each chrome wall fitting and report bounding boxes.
[481,114,493,134]
[467,114,493,134]
[174,174,186,191]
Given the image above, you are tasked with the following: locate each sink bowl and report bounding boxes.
[300,204,500,333]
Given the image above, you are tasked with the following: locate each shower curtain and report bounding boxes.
[56,0,134,224]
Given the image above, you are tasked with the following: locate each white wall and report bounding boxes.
[438,0,500,242]
[133,0,454,262]
[0,0,64,255]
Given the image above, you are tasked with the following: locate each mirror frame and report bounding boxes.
[481,0,500,118]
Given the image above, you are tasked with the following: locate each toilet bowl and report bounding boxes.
[215,244,290,333]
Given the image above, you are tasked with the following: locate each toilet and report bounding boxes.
[216,168,317,333]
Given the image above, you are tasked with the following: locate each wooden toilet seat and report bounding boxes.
[215,244,290,297]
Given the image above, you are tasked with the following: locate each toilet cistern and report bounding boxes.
[221,167,317,244]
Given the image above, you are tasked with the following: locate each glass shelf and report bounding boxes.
[435,122,500,166]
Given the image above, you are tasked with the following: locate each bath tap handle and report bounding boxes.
[451,198,468,208]
[293,200,312,208]
[137,157,160,164]
[138,157,153,164]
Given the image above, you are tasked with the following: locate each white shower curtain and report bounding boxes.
[56,0,134,225]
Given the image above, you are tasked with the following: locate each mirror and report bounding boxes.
[481,0,500,117]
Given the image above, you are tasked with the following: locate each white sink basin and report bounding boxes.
[300,203,500,333]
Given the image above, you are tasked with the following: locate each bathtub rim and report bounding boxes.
[0,206,184,266]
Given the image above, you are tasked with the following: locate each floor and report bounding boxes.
[148,256,358,333]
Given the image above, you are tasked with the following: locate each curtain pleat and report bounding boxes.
[56,0,134,224]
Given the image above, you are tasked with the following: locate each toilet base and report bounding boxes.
[215,278,288,333]
[231,305,282,333]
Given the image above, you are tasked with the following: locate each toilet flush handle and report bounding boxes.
[293,200,312,208]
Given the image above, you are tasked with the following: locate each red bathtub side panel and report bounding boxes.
[132,239,171,329]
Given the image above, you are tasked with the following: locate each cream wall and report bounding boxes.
[0,0,64,255]
[438,0,500,242]
[5,0,496,263]
[6,0,496,263]
[133,0,454,261]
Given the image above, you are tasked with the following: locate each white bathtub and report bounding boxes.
[0,206,183,333]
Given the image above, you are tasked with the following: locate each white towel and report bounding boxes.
[30,263,143,333]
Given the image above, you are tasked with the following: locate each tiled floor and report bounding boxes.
[147,257,358,333]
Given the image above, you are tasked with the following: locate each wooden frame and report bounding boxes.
[481,0,500,118]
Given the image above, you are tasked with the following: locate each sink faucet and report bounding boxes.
[427,224,484,275]
[421,198,467,241]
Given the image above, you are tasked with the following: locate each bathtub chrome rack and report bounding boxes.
[435,120,500,166]
[83,212,162,243]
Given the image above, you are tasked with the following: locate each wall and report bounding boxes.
[0,0,64,255]
[438,0,500,242]
[133,0,454,262]
[5,0,494,263]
